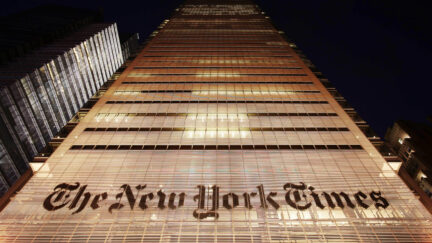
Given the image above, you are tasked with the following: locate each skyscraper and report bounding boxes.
[0,21,124,200]
[1,0,431,241]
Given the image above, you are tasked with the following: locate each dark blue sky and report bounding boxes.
[255,0,432,136]
[2,0,431,137]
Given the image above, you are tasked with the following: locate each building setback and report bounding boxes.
[0,0,431,241]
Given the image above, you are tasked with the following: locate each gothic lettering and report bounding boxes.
[138,191,154,210]
[157,190,166,209]
[69,185,91,214]
[223,193,239,209]
[193,185,219,219]
[108,184,146,213]
[370,191,389,209]
[168,192,185,209]
[354,191,369,209]
[309,186,325,209]
[284,182,311,210]
[43,182,80,211]
[43,182,390,217]
[256,184,279,209]
[322,192,355,209]
[243,192,255,209]
[90,192,108,210]
[193,185,205,219]
[257,184,268,208]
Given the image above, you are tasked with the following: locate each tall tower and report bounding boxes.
[0,20,124,200]
[1,0,431,241]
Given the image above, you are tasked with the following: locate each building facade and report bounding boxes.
[120,33,140,62]
[0,0,431,241]
[0,22,124,199]
[385,120,432,213]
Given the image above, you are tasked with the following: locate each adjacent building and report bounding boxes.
[385,120,432,213]
[0,0,431,241]
[120,33,140,62]
[0,6,125,204]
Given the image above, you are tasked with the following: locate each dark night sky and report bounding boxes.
[2,0,431,137]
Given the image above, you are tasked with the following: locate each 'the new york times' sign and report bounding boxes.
[43,182,389,219]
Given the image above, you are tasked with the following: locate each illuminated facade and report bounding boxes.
[1,0,432,241]
[0,23,123,199]
[385,120,432,213]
